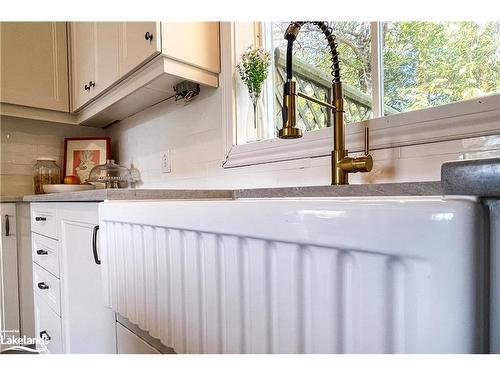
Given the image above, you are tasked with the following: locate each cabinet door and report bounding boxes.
[0,22,69,112]
[70,22,96,111]
[162,22,220,73]
[59,203,116,353]
[94,22,121,97]
[119,22,161,77]
[0,203,20,349]
[71,22,121,110]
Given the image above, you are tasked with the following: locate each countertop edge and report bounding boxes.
[234,181,443,198]
[15,182,445,203]
[441,157,500,198]
[21,189,236,202]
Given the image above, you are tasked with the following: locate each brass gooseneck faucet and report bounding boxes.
[278,22,373,185]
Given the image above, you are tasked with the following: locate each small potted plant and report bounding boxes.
[237,46,271,141]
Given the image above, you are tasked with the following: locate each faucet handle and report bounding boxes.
[364,127,370,155]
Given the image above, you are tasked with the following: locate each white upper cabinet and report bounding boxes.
[2,21,220,126]
[71,21,220,126]
[71,21,162,111]
[162,22,220,74]
[70,22,96,110]
[119,22,161,77]
[0,22,69,112]
[70,22,121,111]
[94,22,121,96]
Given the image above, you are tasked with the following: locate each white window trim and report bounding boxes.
[221,22,500,169]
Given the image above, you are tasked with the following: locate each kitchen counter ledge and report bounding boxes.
[442,157,500,197]
[22,188,235,202]
[20,181,443,202]
[234,181,443,198]
[0,196,24,203]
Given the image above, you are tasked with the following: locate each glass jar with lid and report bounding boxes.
[88,160,132,189]
[33,158,61,194]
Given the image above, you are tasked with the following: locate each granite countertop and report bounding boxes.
[21,188,235,202]
[0,196,24,203]
[442,157,500,197]
[15,181,443,202]
[234,181,443,198]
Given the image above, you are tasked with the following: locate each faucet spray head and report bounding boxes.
[284,23,301,41]
[279,79,302,139]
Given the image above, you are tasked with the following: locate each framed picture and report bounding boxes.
[63,137,111,183]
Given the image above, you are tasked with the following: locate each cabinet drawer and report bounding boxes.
[34,295,63,354]
[31,204,58,239]
[32,233,60,277]
[33,262,61,316]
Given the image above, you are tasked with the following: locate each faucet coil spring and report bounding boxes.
[285,21,341,84]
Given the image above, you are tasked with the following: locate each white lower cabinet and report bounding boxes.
[1,203,20,351]
[32,263,61,316]
[31,202,116,354]
[34,294,63,354]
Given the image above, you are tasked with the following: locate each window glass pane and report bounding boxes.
[270,21,372,135]
[383,22,500,115]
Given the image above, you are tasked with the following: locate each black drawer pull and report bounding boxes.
[36,249,48,255]
[92,225,101,265]
[37,282,49,290]
[5,214,10,236]
[39,330,51,341]
[35,216,47,222]
[145,31,153,41]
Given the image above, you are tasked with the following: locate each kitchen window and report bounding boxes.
[383,22,500,115]
[222,22,500,167]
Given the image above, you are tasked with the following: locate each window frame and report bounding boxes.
[221,22,500,169]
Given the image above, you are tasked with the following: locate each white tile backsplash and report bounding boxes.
[107,86,500,189]
[0,116,105,196]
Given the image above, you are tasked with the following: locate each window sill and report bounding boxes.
[223,93,500,168]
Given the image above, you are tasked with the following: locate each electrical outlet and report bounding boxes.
[161,150,171,173]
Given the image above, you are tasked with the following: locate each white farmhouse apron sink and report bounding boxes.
[98,197,487,354]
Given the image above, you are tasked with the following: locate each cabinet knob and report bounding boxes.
[36,249,48,255]
[37,282,49,290]
[35,216,47,222]
[84,81,95,91]
[145,32,153,41]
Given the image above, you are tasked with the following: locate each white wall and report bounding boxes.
[0,116,105,195]
[107,85,500,189]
